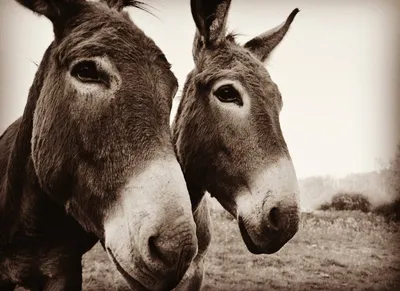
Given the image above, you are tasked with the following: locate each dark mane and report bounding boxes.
[103,0,156,17]
[226,31,241,43]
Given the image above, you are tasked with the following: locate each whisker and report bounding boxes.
[29,59,39,67]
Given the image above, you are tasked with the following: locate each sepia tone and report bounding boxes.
[1,0,399,290]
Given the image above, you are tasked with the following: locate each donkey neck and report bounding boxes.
[172,77,209,212]
[0,43,65,240]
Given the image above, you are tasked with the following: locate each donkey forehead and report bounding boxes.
[198,46,277,96]
[55,3,167,66]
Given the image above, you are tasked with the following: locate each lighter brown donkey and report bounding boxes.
[172,0,301,289]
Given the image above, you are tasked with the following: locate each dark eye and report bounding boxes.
[71,61,101,83]
[214,84,243,106]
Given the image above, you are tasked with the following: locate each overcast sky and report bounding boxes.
[0,0,399,179]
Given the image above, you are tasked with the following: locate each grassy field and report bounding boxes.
[80,206,400,291]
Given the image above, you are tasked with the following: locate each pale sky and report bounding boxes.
[0,0,399,179]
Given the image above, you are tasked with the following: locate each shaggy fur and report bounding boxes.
[0,1,187,290]
[172,1,300,290]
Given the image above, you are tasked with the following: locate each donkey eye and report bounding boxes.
[71,61,101,83]
[214,85,243,106]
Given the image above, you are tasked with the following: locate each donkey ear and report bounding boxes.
[191,0,231,47]
[15,0,82,21]
[244,8,299,62]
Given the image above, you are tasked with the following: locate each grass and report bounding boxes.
[79,208,400,291]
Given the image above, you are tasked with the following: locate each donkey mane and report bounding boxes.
[102,0,155,16]
[104,0,146,9]
[225,31,242,43]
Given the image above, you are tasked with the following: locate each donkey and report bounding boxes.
[172,0,301,289]
[0,1,198,290]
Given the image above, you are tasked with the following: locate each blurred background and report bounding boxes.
[2,0,399,290]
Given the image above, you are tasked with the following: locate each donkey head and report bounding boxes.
[173,0,300,254]
[16,0,197,289]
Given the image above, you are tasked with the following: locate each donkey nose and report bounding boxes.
[147,235,193,267]
[149,234,196,278]
[143,226,198,287]
[263,202,299,233]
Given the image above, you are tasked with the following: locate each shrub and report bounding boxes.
[319,202,332,211]
[318,192,372,213]
[373,198,400,222]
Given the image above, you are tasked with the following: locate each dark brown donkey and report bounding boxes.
[172,0,301,289]
[0,1,198,290]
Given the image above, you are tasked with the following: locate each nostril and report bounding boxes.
[146,232,196,288]
[269,207,280,229]
[148,235,169,264]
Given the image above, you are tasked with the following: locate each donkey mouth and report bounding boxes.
[238,216,264,254]
[106,248,150,291]
[238,216,282,255]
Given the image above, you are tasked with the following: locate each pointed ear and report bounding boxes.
[191,0,231,49]
[244,8,299,62]
[15,0,83,21]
